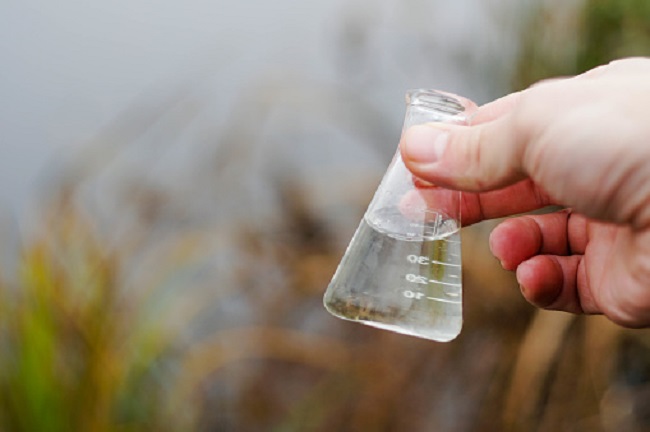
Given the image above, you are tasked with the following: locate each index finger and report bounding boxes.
[460,179,554,226]
[402,178,554,227]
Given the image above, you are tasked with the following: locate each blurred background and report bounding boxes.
[2,0,650,430]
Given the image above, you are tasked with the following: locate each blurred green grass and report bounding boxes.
[0,199,191,431]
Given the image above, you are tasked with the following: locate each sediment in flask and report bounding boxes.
[324,215,462,342]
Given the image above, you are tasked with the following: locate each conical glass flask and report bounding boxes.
[324,89,477,342]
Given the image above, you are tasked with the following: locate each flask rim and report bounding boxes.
[405,89,472,116]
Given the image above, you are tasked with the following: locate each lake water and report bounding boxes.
[0,0,525,218]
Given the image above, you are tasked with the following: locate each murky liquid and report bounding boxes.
[323,215,462,342]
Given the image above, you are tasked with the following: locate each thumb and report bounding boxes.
[400,116,526,192]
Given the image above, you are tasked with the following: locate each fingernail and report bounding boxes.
[402,125,449,164]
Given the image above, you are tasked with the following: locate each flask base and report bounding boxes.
[325,297,461,342]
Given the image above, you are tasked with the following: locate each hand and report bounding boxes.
[400,57,650,327]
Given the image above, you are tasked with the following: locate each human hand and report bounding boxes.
[400,58,650,327]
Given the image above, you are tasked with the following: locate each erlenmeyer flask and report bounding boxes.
[323,89,477,342]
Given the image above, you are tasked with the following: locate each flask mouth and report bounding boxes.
[405,89,467,115]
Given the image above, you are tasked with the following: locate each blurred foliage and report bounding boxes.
[515,0,650,88]
[0,196,192,431]
[578,0,650,69]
